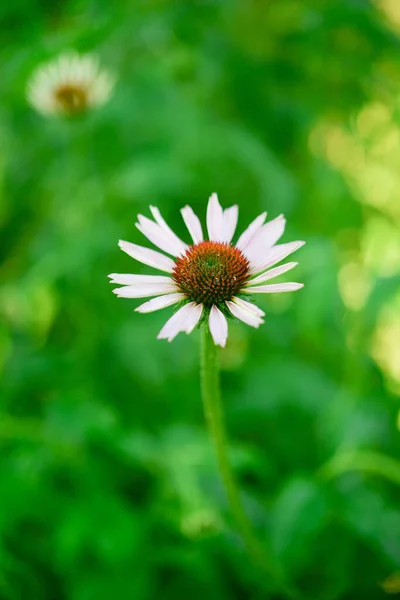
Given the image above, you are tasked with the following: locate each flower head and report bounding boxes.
[109,194,305,347]
[27,52,114,117]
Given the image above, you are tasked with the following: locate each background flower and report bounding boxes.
[27,52,114,116]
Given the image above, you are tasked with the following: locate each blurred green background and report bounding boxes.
[1,0,400,598]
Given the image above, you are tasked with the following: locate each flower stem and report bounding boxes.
[200,327,295,596]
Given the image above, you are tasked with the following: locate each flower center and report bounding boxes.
[172,241,250,306]
[55,84,88,114]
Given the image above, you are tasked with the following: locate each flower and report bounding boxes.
[27,52,114,116]
[109,193,305,347]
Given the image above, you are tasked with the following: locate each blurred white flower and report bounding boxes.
[110,193,305,347]
[27,52,114,116]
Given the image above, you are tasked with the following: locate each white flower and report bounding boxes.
[110,194,305,347]
[27,52,114,116]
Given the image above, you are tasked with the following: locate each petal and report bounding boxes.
[136,215,183,257]
[222,205,238,243]
[118,240,175,273]
[230,296,265,317]
[236,212,267,250]
[149,206,188,254]
[113,282,178,298]
[245,282,304,293]
[226,301,264,328]
[184,303,203,334]
[243,215,286,266]
[108,273,173,285]
[207,193,225,242]
[157,302,203,341]
[209,306,228,348]
[181,205,203,244]
[135,292,185,313]
[250,241,305,274]
[245,262,298,286]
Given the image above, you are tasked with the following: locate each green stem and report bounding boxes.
[200,326,295,596]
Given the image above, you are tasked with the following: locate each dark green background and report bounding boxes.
[1,1,400,598]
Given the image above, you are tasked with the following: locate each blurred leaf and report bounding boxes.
[319,450,400,487]
[271,477,328,572]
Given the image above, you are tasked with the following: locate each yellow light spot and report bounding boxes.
[371,295,400,389]
[338,262,373,311]
[362,217,400,277]
[371,126,400,157]
[309,100,400,218]
[324,126,365,172]
[356,101,393,138]
[382,571,400,594]
[377,0,400,32]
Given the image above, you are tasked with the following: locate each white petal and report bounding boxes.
[149,206,188,254]
[245,262,298,286]
[245,282,304,293]
[157,302,203,341]
[108,273,172,285]
[181,205,203,244]
[222,205,238,243]
[135,293,185,313]
[184,304,203,333]
[230,296,265,317]
[113,282,178,298]
[136,216,182,257]
[243,215,286,266]
[118,240,175,273]
[256,214,286,246]
[236,212,267,250]
[250,241,305,274]
[209,306,228,348]
[207,193,225,242]
[226,301,264,328]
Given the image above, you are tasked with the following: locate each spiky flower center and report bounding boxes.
[55,84,88,114]
[172,241,250,306]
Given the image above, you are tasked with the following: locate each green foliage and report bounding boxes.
[1,0,400,598]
